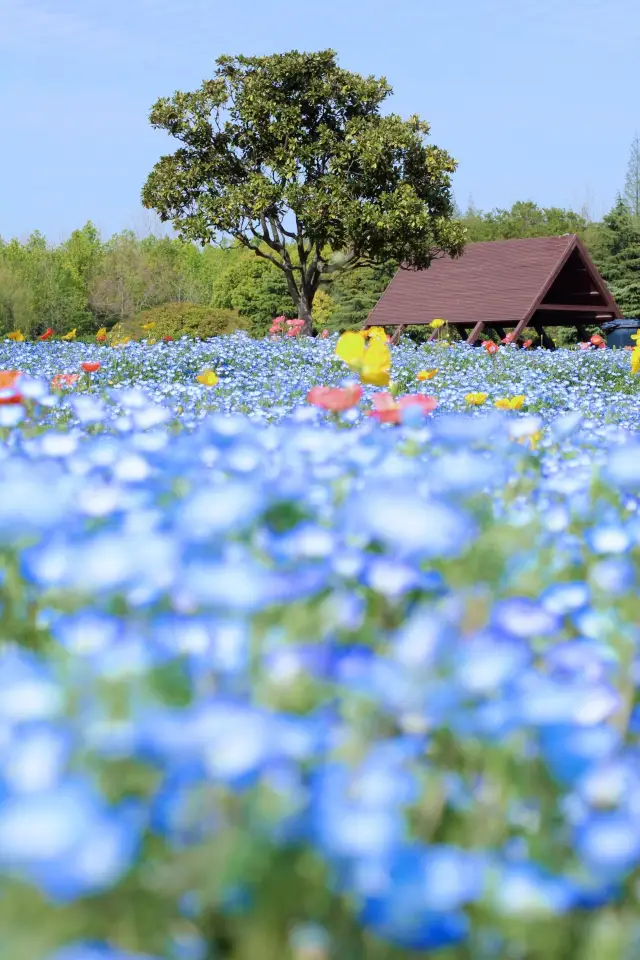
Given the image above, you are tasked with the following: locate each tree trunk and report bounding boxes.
[297,293,313,335]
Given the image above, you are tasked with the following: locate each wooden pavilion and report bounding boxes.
[365,235,622,347]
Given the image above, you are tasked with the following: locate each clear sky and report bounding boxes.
[1,0,639,243]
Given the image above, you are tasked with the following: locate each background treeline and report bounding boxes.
[1,197,639,342]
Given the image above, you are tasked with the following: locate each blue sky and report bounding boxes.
[2,0,639,242]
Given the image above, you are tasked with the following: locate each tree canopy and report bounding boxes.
[141,49,466,331]
[592,197,640,317]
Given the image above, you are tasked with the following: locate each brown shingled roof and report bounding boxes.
[366,235,622,344]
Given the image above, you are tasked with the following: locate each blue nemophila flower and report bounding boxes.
[346,482,475,558]
[69,395,107,424]
[0,723,71,793]
[491,596,561,638]
[539,724,621,784]
[589,557,636,593]
[544,638,619,683]
[490,862,580,916]
[47,945,160,960]
[540,581,590,615]
[0,649,62,722]
[176,481,265,540]
[455,630,530,695]
[0,780,141,899]
[574,812,640,878]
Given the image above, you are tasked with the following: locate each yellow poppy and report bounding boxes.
[336,331,366,367]
[61,329,77,341]
[417,369,438,381]
[196,369,219,387]
[494,395,525,410]
[142,322,156,331]
[465,392,488,406]
[360,337,391,387]
[147,338,157,346]
[365,326,388,342]
[430,318,446,329]
[336,332,391,387]
[96,327,107,341]
[7,330,24,342]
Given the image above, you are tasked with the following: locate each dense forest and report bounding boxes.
[2,148,639,342]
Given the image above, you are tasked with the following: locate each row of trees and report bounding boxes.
[2,195,637,340]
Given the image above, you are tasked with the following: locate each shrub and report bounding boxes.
[131,302,250,340]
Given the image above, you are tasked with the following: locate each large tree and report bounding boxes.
[141,49,465,332]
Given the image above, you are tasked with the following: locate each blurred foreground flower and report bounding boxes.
[465,392,488,406]
[196,369,219,387]
[51,373,80,389]
[631,346,640,375]
[307,384,362,412]
[336,332,391,387]
[495,395,525,410]
[0,370,23,405]
[370,392,437,424]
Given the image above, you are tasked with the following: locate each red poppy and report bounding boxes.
[307,384,362,412]
[0,370,23,405]
[38,328,54,341]
[81,361,101,373]
[483,341,499,355]
[163,336,174,342]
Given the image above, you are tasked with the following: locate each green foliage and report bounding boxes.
[0,230,93,337]
[141,49,466,327]
[211,248,293,337]
[460,200,590,242]
[590,197,640,318]
[323,261,397,331]
[133,301,249,340]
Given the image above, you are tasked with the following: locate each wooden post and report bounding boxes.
[390,324,406,345]
[466,321,485,345]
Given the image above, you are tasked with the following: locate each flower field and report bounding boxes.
[2,332,640,960]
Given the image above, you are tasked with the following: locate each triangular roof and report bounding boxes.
[366,235,622,330]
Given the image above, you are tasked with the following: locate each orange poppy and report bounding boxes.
[483,341,499,355]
